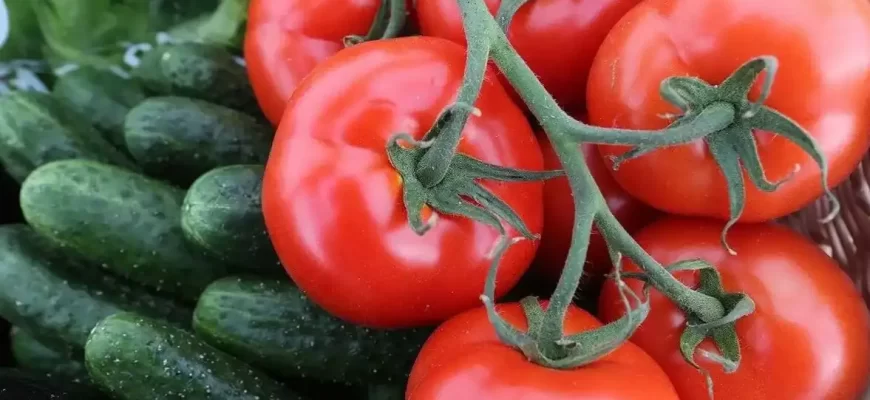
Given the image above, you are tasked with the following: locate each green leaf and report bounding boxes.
[31,0,157,70]
[0,0,44,61]
[165,0,249,50]
[28,0,239,73]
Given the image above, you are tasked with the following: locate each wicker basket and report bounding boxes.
[785,154,870,306]
[784,152,870,399]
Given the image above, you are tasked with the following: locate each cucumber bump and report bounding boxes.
[193,276,430,385]
[182,164,281,272]
[124,96,273,186]
[20,159,230,301]
[85,312,304,400]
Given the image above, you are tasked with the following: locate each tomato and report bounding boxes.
[262,36,544,328]
[415,0,641,114]
[534,133,658,281]
[587,0,870,222]
[598,217,870,400]
[246,0,414,126]
[406,301,680,399]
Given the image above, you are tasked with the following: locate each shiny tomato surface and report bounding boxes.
[599,217,870,400]
[587,0,870,222]
[407,301,680,399]
[416,0,641,114]
[262,36,544,328]
[245,0,380,125]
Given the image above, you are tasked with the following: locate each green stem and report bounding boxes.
[467,0,726,323]
[344,0,407,46]
[381,0,408,39]
[413,3,492,188]
[362,0,391,41]
[594,210,725,322]
[495,0,531,30]
[566,103,736,146]
[536,153,598,348]
[469,1,736,147]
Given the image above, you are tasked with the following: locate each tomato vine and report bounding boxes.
[384,0,839,390]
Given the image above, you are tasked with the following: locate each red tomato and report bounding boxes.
[407,301,680,399]
[415,0,642,114]
[598,217,870,400]
[534,133,658,280]
[262,36,544,328]
[245,0,384,125]
[587,0,870,222]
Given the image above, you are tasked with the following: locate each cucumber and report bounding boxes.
[133,42,260,115]
[367,384,405,400]
[0,91,138,182]
[0,224,190,350]
[124,97,273,186]
[85,312,304,400]
[0,368,108,399]
[193,276,430,385]
[182,165,280,272]
[19,160,230,301]
[10,327,87,380]
[52,66,148,150]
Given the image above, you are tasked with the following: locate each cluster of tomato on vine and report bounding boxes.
[245,0,870,399]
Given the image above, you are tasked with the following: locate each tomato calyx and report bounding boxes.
[621,259,755,394]
[386,130,560,237]
[343,0,408,47]
[477,236,651,369]
[610,57,839,254]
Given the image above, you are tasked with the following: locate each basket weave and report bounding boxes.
[783,153,870,399]
[784,153,870,308]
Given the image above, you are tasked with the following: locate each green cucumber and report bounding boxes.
[0,91,138,182]
[85,312,304,400]
[0,224,190,350]
[133,42,260,115]
[124,97,273,186]
[10,327,87,380]
[52,66,148,150]
[182,165,280,272]
[193,276,430,385]
[19,159,230,301]
[0,368,108,399]
[367,384,405,400]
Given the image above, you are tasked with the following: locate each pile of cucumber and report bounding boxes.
[0,42,428,399]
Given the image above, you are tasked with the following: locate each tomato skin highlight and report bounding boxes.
[534,134,658,280]
[406,301,680,400]
[598,217,870,400]
[262,36,543,329]
[587,0,870,222]
[416,0,642,114]
[245,0,381,125]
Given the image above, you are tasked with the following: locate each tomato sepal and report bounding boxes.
[479,235,650,369]
[386,132,559,238]
[608,57,839,253]
[621,258,755,396]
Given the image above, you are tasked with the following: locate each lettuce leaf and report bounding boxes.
[0,0,44,61]
[29,0,243,73]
